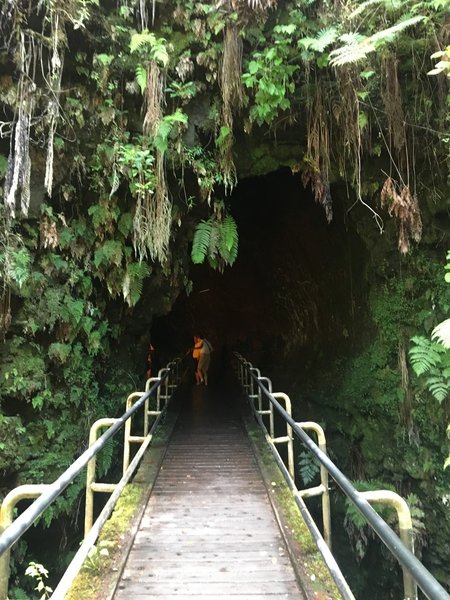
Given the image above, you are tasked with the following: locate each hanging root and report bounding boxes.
[133,151,171,263]
[303,85,333,222]
[218,24,244,192]
[143,61,164,137]
[381,56,406,153]
[221,25,244,119]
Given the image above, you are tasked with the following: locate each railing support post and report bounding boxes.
[271,392,295,480]
[85,418,119,536]
[0,485,50,600]
[297,421,331,549]
[359,490,417,600]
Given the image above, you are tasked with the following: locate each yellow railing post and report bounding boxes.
[0,485,50,600]
[271,392,295,480]
[359,490,417,600]
[84,418,118,537]
[123,392,146,475]
[297,421,331,549]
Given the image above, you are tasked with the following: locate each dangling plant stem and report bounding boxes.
[218,24,244,192]
[143,61,164,137]
[44,8,64,198]
[4,33,33,219]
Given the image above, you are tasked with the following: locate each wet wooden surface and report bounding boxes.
[113,380,306,599]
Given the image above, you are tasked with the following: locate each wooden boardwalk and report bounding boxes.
[113,382,306,599]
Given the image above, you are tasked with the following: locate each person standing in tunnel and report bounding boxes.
[194,333,213,386]
[192,335,202,384]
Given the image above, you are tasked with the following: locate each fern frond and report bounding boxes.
[208,221,220,260]
[191,220,213,264]
[221,214,238,252]
[409,336,444,376]
[330,15,424,66]
[130,31,156,54]
[349,0,384,19]
[135,64,147,94]
[310,27,338,52]
[109,165,120,198]
[122,262,151,307]
[217,214,239,266]
[432,319,450,349]
[425,376,450,403]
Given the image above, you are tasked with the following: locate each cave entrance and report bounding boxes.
[153,167,368,370]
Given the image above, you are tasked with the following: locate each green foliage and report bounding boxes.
[409,336,447,376]
[242,43,298,125]
[154,109,188,156]
[48,343,72,364]
[297,451,320,485]
[82,542,111,574]
[135,65,147,94]
[191,213,238,270]
[122,261,151,307]
[25,562,52,600]
[115,142,155,196]
[129,30,169,66]
[94,240,123,268]
[166,80,198,102]
[299,27,338,53]
[410,253,450,404]
[330,15,425,66]
[0,233,32,291]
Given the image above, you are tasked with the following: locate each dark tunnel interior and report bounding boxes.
[151,168,369,370]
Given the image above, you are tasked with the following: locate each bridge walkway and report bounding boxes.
[112,378,307,599]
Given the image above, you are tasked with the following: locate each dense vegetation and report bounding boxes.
[0,0,448,597]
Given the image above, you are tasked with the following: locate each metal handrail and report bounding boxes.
[0,358,181,599]
[236,355,450,600]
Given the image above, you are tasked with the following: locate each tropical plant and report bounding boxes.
[25,562,52,600]
[409,252,450,403]
[297,451,320,485]
[191,211,238,271]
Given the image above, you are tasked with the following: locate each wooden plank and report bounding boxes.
[114,580,301,596]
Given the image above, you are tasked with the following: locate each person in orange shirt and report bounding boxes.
[193,334,213,386]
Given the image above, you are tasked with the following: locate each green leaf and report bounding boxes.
[216,126,231,148]
[409,336,444,375]
[432,319,450,349]
[248,60,259,75]
[135,64,147,94]
[358,112,368,129]
[130,31,156,54]
[191,220,213,264]
[310,27,338,52]
[360,70,376,80]
[426,376,450,403]
[96,53,114,66]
